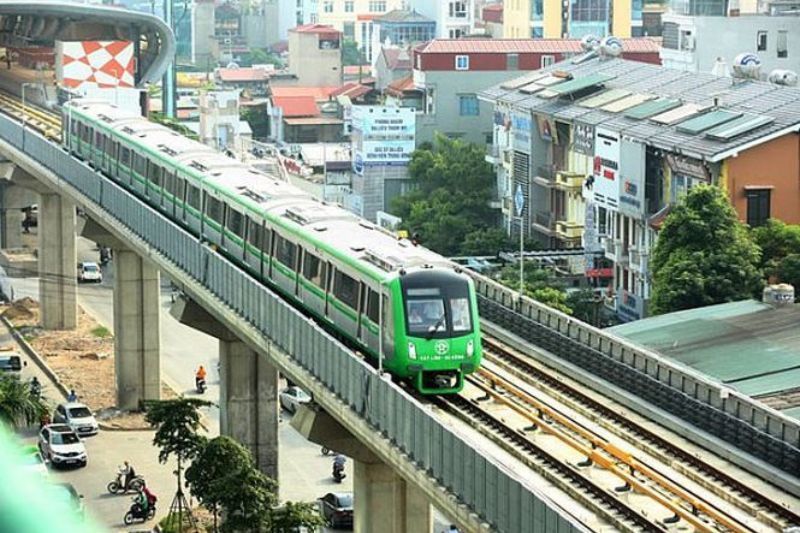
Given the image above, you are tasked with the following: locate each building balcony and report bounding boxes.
[554,171,584,191]
[532,211,556,235]
[532,164,555,187]
[485,145,501,165]
[604,238,629,265]
[555,220,583,240]
[629,246,649,273]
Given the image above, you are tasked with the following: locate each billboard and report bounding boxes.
[618,138,646,218]
[351,106,415,166]
[592,127,620,210]
[57,41,135,90]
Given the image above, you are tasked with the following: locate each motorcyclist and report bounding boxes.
[332,454,346,481]
[195,365,207,389]
[143,485,157,509]
[133,487,148,515]
[121,461,136,491]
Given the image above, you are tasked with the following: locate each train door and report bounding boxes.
[359,285,380,352]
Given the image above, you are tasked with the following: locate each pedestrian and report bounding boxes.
[446,525,460,533]
[67,389,77,402]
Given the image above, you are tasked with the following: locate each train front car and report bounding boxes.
[391,267,482,394]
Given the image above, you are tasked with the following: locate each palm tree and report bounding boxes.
[0,375,47,429]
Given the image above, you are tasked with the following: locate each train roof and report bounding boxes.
[66,99,460,281]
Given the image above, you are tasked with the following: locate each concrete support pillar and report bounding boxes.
[354,460,432,533]
[39,193,77,330]
[114,249,161,410]
[219,340,279,480]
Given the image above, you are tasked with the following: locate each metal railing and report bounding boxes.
[0,114,588,533]
[468,273,800,486]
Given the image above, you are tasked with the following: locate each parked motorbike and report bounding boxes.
[107,469,145,494]
[123,497,156,525]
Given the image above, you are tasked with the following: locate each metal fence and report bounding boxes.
[470,275,800,478]
[0,116,588,533]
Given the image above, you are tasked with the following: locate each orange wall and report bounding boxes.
[726,133,800,224]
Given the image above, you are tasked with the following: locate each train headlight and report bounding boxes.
[408,342,417,360]
[466,340,474,357]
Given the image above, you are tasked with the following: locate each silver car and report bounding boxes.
[53,402,99,437]
[38,424,87,469]
[279,386,311,414]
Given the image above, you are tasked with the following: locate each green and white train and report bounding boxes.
[62,100,482,394]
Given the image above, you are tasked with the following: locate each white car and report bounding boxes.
[53,402,99,437]
[0,353,24,378]
[279,386,311,414]
[77,261,102,283]
[38,425,87,468]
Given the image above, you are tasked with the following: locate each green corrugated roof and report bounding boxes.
[782,406,800,422]
[579,88,631,109]
[547,73,616,96]
[705,113,775,141]
[610,300,800,397]
[624,98,681,119]
[676,110,742,135]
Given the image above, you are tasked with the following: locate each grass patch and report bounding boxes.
[90,326,111,338]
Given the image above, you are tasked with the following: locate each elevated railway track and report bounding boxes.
[0,89,797,532]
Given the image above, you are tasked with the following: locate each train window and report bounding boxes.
[146,162,160,185]
[133,153,146,176]
[333,270,359,310]
[246,219,262,249]
[106,139,116,157]
[70,119,77,136]
[82,125,91,143]
[205,195,224,225]
[186,185,200,210]
[95,131,103,148]
[302,252,326,289]
[274,235,297,269]
[226,208,244,238]
[260,228,272,256]
[120,147,131,167]
[175,177,186,202]
[450,297,472,333]
[366,289,379,323]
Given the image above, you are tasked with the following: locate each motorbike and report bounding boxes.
[332,458,346,483]
[321,446,334,456]
[196,377,207,394]
[123,497,156,525]
[107,470,145,494]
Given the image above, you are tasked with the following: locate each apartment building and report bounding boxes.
[317,0,406,53]
[481,55,800,321]
[406,0,476,38]
[412,38,660,145]
[502,0,643,38]
[286,24,344,87]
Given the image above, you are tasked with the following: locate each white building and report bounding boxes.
[197,91,252,156]
[660,12,800,75]
[406,0,475,38]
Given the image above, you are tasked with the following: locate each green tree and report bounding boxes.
[496,265,573,314]
[391,135,500,256]
[777,253,800,291]
[0,375,47,429]
[650,185,763,314]
[217,466,277,532]
[270,502,325,533]
[246,47,283,67]
[566,288,604,326]
[241,106,269,139]
[751,219,800,275]
[341,40,364,66]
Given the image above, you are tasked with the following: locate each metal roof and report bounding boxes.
[610,300,800,415]
[415,38,662,55]
[480,57,800,162]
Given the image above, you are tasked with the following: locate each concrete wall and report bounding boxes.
[415,70,518,145]
[660,14,800,74]
[288,31,343,86]
[727,132,800,225]
[194,0,216,62]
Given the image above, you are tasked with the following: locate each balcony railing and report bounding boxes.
[629,246,649,273]
[555,220,583,240]
[533,211,555,231]
[485,144,500,164]
[536,164,555,181]
[554,171,584,191]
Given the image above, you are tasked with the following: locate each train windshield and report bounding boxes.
[402,272,473,338]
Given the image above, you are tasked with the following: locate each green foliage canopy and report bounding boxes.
[341,40,364,66]
[650,185,763,314]
[0,375,47,429]
[144,397,212,464]
[391,136,507,256]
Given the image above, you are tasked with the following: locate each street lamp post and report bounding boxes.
[514,184,525,298]
[21,83,36,150]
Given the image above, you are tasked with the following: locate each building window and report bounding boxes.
[507,53,519,70]
[746,189,771,227]
[449,1,467,17]
[344,0,354,12]
[757,30,767,51]
[459,94,479,116]
[455,55,469,70]
[541,55,555,68]
[425,87,435,114]
[368,0,386,12]
[571,0,609,22]
[323,1,332,13]
[777,30,788,58]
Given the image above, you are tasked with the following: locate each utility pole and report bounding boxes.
[162,0,177,118]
